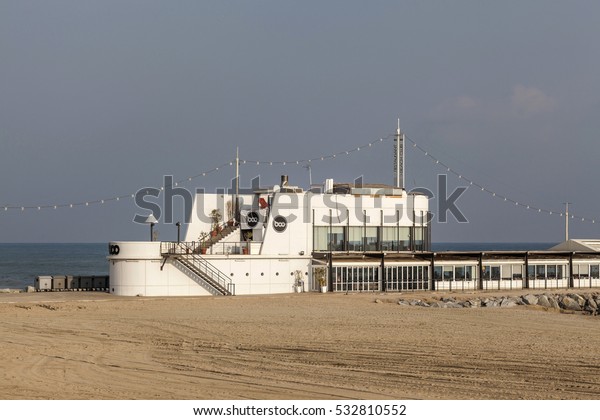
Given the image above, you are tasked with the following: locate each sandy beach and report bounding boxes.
[1,290,600,400]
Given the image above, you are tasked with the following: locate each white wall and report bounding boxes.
[108,241,310,296]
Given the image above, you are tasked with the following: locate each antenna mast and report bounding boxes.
[394,118,405,189]
[303,164,312,188]
[235,147,240,222]
[564,202,571,241]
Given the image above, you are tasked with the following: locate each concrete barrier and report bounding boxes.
[52,276,66,291]
[92,276,109,290]
[65,275,79,290]
[79,276,93,290]
[35,276,52,291]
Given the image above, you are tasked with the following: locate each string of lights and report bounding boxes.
[1,136,392,211]
[2,131,597,225]
[404,135,596,225]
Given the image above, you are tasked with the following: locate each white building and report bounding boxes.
[107,176,432,296]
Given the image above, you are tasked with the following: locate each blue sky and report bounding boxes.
[1,1,599,243]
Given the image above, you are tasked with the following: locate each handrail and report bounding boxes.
[161,242,235,294]
[197,221,238,248]
[161,240,251,256]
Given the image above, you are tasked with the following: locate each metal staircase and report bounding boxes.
[161,242,235,296]
[198,225,239,251]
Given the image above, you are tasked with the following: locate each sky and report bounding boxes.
[1,1,599,243]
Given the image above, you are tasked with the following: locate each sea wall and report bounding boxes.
[393,292,600,315]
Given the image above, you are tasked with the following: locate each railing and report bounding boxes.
[161,241,251,256]
[161,242,235,295]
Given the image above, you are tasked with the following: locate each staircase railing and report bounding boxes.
[161,242,235,295]
[197,222,240,252]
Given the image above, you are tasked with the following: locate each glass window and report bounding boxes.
[348,227,363,251]
[512,265,523,279]
[465,266,473,281]
[547,265,557,279]
[491,266,501,280]
[443,266,453,281]
[399,227,410,250]
[365,227,379,251]
[433,266,442,280]
[381,227,397,251]
[413,227,424,251]
[313,227,328,251]
[482,265,491,280]
[557,265,563,279]
[501,265,512,280]
[591,265,600,279]
[455,266,465,280]
[329,227,345,251]
[536,265,546,279]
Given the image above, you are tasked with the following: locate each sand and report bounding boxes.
[1,290,600,400]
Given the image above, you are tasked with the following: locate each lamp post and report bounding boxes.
[176,222,181,243]
[144,214,158,241]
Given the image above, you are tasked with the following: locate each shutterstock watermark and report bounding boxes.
[133,174,469,225]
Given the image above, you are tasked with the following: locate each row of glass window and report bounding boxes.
[313,226,427,252]
[332,265,430,292]
[328,263,600,291]
[432,264,574,281]
[333,266,380,292]
[572,264,600,279]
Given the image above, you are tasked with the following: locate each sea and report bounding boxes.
[0,242,557,290]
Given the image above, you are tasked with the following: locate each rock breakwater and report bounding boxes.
[393,292,600,316]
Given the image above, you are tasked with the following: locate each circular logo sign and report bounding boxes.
[273,215,287,232]
[246,211,260,228]
[109,244,120,255]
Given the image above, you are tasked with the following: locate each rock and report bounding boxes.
[374,299,382,304]
[398,300,410,306]
[547,296,560,310]
[416,301,430,307]
[560,296,582,311]
[430,301,446,308]
[568,293,586,307]
[522,294,539,306]
[468,299,481,308]
[0,288,11,293]
[586,298,598,310]
[445,302,462,308]
[25,286,35,293]
[500,298,518,308]
[537,295,551,308]
[459,301,472,308]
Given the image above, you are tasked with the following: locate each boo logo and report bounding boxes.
[246,211,260,227]
[273,216,287,232]
[109,244,120,255]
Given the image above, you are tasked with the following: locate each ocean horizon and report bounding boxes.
[0,242,557,290]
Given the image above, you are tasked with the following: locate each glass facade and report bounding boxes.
[527,264,567,280]
[385,265,429,291]
[333,266,380,292]
[332,264,429,292]
[433,265,474,281]
[313,225,430,252]
[348,227,364,251]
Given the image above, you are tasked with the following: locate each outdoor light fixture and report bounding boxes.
[144,214,158,241]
